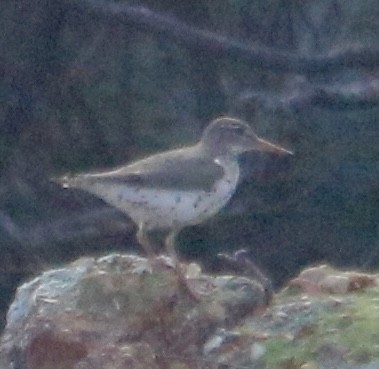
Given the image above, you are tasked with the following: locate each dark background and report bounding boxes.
[0,0,378,330]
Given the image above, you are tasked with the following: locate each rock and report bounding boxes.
[2,258,379,368]
[288,264,377,295]
[0,253,268,369]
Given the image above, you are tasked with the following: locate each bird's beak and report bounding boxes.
[255,137,294,156]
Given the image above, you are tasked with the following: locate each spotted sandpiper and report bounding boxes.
[55,117,293,263]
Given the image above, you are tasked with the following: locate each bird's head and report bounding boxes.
[201,117,293,157]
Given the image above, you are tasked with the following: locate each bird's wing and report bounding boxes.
[80,147,225,192]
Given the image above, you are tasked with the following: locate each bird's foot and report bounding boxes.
[132,255,207,302]
[131,257,154,274]
[174,262,214,302]
[131,254,177,274]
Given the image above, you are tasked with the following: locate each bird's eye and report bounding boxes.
[229,125,245,135]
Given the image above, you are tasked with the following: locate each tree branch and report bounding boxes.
[238,75,379,111]
[84,0,379,74]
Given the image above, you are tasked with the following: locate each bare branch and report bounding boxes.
[84,0,379,74]
[238,75,379,111]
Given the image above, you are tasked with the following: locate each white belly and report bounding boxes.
[84,159,239,230]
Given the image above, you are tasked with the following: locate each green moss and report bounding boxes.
[316,293,379,362]
[263,291,379,367]
[263,336,315,368]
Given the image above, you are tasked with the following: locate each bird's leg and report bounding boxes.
[164,228,179,265]
[165,229,200,301]
[136,223,157,259]
[133,223,159,274]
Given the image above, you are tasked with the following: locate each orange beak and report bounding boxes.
[256,137,294,156]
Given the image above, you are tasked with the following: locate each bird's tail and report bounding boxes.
[50,174,80,189]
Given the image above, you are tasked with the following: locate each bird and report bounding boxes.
[54,116,293,265]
